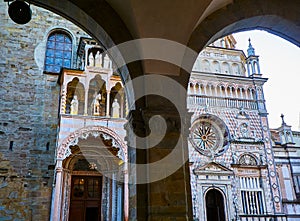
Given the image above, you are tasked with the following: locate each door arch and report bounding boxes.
[205,189,226,221]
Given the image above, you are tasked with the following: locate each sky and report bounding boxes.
[233,30,300,131]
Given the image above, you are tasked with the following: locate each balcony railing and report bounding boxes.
[187,95,258,110]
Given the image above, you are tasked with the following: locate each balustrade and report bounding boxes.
[188,95,258,110]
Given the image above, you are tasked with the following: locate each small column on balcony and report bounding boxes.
[60,85,67,114]
[204,85,207,95]
[84,45,92,69]
[120,91,124,118]
[240,88,243,98]
[84,88,89,115]
[106,90,111,117]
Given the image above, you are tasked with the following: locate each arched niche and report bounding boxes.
[232,63,240,76]
[88,75,107,116]
[110,82,124,118]
[66,77,85,115]
[201,59,210,72]
[222,62,230,74]
[212,61,221,73]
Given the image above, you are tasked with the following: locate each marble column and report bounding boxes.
[106,90,111,117]
[84,86,89,115]
[50,159,64,221]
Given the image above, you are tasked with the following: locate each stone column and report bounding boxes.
[125,110,148,220]
[84,86,89,115]
[50,159,64,221]
[125,106,193,220]
[120,91,124,118]
[106,90,111,117]
[84,45,91,69]
[111,173,117,220]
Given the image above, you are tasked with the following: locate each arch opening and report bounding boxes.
[205,189,226,221]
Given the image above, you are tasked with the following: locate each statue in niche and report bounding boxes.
[231,145,238,164]
[232,151,238,164]
[95,51,102,67]
[92,93,102,115]
[88,52,94,66]
[240,122,249,138]
[112,99,120,118]
[239,106,247,117]
[103,54,110,68]
[70,95,79,115]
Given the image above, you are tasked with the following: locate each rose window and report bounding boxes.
[190,114,230,157]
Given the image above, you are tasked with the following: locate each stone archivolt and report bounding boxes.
[57,125,127,161]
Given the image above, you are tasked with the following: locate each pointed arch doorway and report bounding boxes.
[205,189,226,221]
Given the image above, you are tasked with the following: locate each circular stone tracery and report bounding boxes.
[190,114,230,158]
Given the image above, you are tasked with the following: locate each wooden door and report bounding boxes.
[69,176,102,221]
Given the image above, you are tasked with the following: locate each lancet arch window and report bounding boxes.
[44,31,73,73]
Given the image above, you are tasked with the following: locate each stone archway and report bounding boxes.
[51,126,128,221]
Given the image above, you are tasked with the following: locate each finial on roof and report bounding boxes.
[247,38,255,56]
[280,113,286,125]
